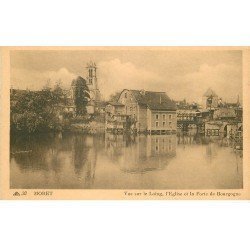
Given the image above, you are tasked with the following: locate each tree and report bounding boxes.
[72,76,90,115]
[10,85,68,133]
[53,80,67,105]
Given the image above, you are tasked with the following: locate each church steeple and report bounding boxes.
[86,61,98,89]
[86,61,101,102]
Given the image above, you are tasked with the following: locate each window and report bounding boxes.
[89,78,92,84]
[156,114,159,119]
[125,93,127,98]
[156,121,159,127]
[206,129,219,136]
[89,68,93,77]
[211,129,219,136]
[163,121,165,127]
[163,114,166,120]
[169,114,172,119]
[156,139,158,143]
[169,122,172,127]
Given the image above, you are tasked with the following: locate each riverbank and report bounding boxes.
[10,119,106,135]
[69,121,105,134]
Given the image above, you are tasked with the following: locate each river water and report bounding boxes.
[10,131,243,189]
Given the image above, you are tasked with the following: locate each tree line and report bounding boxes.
[10,77,90,134]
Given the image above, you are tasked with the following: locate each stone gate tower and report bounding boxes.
[86,61,101,102]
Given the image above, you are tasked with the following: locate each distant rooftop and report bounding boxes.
[203,88,218,97]
[213,108,236,119]
[129,89,176,111]
[107,101,124,106]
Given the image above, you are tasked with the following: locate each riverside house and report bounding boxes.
[106,89,177,134]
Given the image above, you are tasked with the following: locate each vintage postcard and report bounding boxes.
[0,46,249,200]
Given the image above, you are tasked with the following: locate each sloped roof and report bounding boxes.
[130,90,176,111]
[86,61,97,68]
[203,88,218,97]
[107,101,124,106]
[213,108,236,119]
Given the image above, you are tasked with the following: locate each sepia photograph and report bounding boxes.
[1,2,250,250]
[7,48,244,191]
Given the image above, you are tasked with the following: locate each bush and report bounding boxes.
[10,87,67,133]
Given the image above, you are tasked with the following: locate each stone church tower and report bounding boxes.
[86,61,101,103]
[202,88,219,109]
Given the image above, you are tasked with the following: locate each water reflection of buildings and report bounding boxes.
[176,129,242,170]
[11,131,243,189]
[71,134,100,188]
[10,133,100,188]
[105,133,176,173]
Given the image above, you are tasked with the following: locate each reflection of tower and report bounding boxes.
[86,61,101,102]
[72,135,97,187]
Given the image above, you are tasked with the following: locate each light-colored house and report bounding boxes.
[205,121,243,139]
[105,102,125,115]
[117,89,177,133]
[213,108,236,121]
[205,121,223,137]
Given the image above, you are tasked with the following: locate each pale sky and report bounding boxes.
[10,49,242,103]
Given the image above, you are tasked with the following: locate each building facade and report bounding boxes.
[107,89,177,133]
